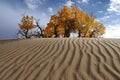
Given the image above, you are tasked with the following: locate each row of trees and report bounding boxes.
[18,4,105,39]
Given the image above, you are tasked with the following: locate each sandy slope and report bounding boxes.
[0,38,120,80]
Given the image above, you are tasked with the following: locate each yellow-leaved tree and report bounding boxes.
[18,15,35,38]
[44,4,105,38]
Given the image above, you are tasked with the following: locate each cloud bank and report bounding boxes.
[24,0,45,10]
[104,24,120,38]
[77,0,89,4]
[107,0,120,15]
[0,3,21,38]
[0,1,49,38]
[65,0,75,7]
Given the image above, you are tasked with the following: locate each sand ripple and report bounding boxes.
[0,38,120,80]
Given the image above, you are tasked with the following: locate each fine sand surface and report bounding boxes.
[0,38,120,80]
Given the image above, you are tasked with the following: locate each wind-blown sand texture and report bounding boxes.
[0,38,120,80]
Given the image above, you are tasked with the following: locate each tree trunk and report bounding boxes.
[36,21,44,38]
[25,29,29,38]
[64,29,70,37]
[78,30,81,37]
[54,26,58,38]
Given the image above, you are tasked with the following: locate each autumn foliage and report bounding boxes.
[18,4,105,39]
[18,15,35,38]
[19,15,35,30]
[44,5,105,38]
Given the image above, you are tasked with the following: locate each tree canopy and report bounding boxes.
[44,4,105,38]
[18,15,35,38]
[18,4,105,39]
[19,15,35,30]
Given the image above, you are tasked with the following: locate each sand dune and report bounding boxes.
[0,38,120,80]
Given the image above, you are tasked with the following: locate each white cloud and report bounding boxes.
[65,0,74,7]
[47,7,54,14]
[107,0,120,15]
[77,0,89,4]
[98,11,103,13]
[24,0,42,10]
[82,0,89,3]
[104,24,120,38]
[98,16,110,21]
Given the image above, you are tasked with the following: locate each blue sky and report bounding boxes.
[0,0,120,38]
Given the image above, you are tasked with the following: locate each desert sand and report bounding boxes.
[0,38,120,80]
